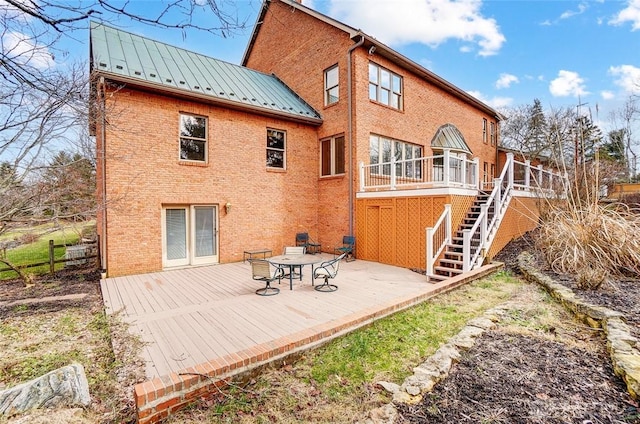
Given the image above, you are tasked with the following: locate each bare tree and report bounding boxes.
[0,0,249,281]
[608,96,639,181]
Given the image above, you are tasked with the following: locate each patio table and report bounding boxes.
[268,254,325,290]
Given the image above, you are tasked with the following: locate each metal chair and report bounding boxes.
[283,246,305,280]
[296,232,321,254]
[251,259,284,296]
[312,253,345,292]
[335,236,355,262]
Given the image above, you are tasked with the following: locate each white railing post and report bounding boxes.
[462,229,471,272]
[426,227,434,275]
[390,156,396,190]
[473,157,480,189]
[461,156,466,186]
[443,149,450,186]
[537,164,543,191]
[359,161,365,192]
[445,204,452,241]
[524,160,531,189]
[507,153,514,189]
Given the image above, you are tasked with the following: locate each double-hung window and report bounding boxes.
[490,122,496,146]
[324,65,339,106]
[482,118,488,144]
[369,135,422,178]
[320,135,345,176]
[266,128,286,169]
[369,63,403,110]
[179,114,207,162]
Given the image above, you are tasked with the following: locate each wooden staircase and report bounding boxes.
[428,192,494,282]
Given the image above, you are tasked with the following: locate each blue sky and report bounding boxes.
[46,0,640,129]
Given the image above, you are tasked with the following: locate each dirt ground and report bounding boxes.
[397,232,640,424]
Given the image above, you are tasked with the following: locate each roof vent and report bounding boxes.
[179,81,185,85]
[134,71,141,75]
[150,73,156,78]
[205,87,211,91]
[166,78,172,83]
[116,65,123,70]
[99,62,107,67]
[219,92,225,95]
[229,93,235,96]
[242,97,247,100]
[194,86,200,89]
[251,98,256,101]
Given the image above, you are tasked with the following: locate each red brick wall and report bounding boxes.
[244,0,499,251]
[98,86,319,276]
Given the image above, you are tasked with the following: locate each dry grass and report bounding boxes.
[537,203,640,289]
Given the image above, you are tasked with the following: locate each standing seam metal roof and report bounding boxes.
[90,22,322,123]
[430,124,472,154]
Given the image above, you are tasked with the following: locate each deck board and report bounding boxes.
[101,256,489,380]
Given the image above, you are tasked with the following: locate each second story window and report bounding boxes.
[324,65,339,106]
[267,128,286,169]
[321,134,345,176]
[369,63,403,110]
[490,122,496,146]
[482,118,488,144]
[179,114,207,162]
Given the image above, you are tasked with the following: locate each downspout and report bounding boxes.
[98,76,108,275]
[347,35,365,237]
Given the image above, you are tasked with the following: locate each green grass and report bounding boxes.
[0,221,95,279]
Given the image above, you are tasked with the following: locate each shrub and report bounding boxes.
[18,232,39,245]
[536,203,640,289]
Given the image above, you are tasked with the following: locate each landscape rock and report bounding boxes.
[0,364,90,416]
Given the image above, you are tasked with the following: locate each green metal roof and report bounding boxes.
[90,22,322,124]
[430,124,471,154]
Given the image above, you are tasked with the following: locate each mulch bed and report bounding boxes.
[397,231,640,424]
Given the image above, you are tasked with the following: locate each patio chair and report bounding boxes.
[251,259,284,296]
[335,236,355,262]
[296,232,321,254]
[312,253,346,292]
[283,246,305,280]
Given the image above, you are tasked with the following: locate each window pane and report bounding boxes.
[321,139,331,176]
[392,75,401,93]
[382,139,391,175]
[180,139,206,161]
[326,66,338,87]
[180,115,206,139]
[369,136,379,164]
[380,88,389,105]
[391,93,399,109]
[369,83,377,101]
[327,86,339,104]
[266,149,284,168]
[335,136,345,174]
[166,209,186,260]
[380,69,390,89]
[369,63,378,83]
[267,129,285,150]
[194,207,215,257]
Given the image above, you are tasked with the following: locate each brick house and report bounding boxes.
[91,1,561,278]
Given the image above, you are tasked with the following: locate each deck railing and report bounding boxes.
[360,150,479,191]
[425,204,452,276]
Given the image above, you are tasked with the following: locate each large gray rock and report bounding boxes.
[0,364,90,416]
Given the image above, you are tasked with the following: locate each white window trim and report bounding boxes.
[266,128,286,170]
[324,65,339,106]
[179,113,208,163]
[369,62,403,110]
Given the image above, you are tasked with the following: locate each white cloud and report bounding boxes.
[467,90,513,109]
[2,31,55,69]
[495,73,518,89]
[610,0,640,30]
[559,3,588,20]
[329,0,506,57]
[609,64,640,94]
[549,70,589,97]
[601,90,615,100]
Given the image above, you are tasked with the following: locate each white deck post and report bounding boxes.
[426,227,434,275]
[473,157,480,189]
[390,155,396,190]
[507,153,514,189]
[443,149,450,186]
[359,161,365,192]
[462,229,471,272]
[524,160,531,189]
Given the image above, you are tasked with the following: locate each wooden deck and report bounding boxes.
[100,256,496,380]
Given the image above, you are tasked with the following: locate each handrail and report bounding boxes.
[426,204,452,276]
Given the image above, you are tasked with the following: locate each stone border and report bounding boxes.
[517,251,640,401]
[362,295,515,423]
[362,256,640,423]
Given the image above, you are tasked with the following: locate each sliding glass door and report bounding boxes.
[162,206,218,268]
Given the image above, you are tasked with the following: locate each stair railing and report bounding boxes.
[463,153,515,271]
[426,204,452,276]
